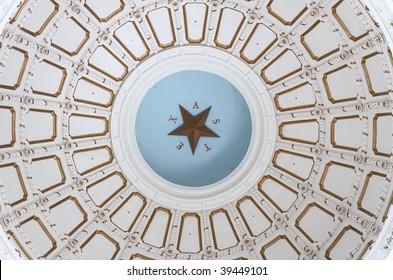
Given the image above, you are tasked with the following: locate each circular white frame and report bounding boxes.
[111,46,276,211]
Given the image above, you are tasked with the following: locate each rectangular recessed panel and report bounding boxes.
[88,46,128,81]
[323,65,359,103]
[84,0,124,22]
[177,214,202,253]
[331,116,362,151]
[114,22,149,61]
[302,21,340,61]
[241,23,277,64]
[268,0,307,25]
[273,150,314,181]
[69,114,108,139]
[321,162,356,201]
[51,17,89,56]
[183,3,208,43]
[110,193,146,232]
[146,7,176,48]
[363,53,389,96]
[21,0,58,36]
[373,114,392,157]
[31,60,66,97]
[214,8,245,49]
[0,106,16,148]
[87,172,126,207]
[358,172,387,217]
[261,235,300,260]
[0,163,28,207]
[261,49,302,85]
[210,210,239,250]
[333,0,368,41]
[30,156,65,193]
[49,196,87,236]
[25,109,57,145]
[142,208,171,248]
[259,176,298,213]
[296,203,335,243]
[72,146,113,176]
[0,47,28,90]
[80,230,120,260]
[279,119,319,145]
[73,77,114,108]
[20,216,56,258]
[326,226,362,260]
[274,82,316,112]
[237,197,272,237]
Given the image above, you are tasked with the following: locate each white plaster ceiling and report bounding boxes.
[0,0,392,260]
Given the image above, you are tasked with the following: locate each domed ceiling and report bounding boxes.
[0,0,393,260]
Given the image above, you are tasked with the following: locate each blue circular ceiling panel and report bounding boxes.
[135,70,252,187]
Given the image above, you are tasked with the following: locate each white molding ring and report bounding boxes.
[111,46,276,211]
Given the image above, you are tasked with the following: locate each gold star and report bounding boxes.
[168,105,219,155]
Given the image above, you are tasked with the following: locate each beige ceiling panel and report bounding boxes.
[114,21,150,61]
[49,196,88,236]
[146,7,176,48]
[73,77,115,108]
[240,23,278,64]
[87,172,127,208]
[236,197,272,237]
[273,150,314,182]
[30,60,67,98]
[0,47,28,90]
[358,171,387,217]
[258,176,298,213]
[214,8,245,49]
[141,207,172,248]
[332,0,368,41]
[72,146,114,176]
[325,225,363,260]
[372,113,392,157]
[51,17,90,56]
[322,65,359,104]
[0,163,28,207]
[80,230,120,260]
[330,115,362,151]
[20,216,57,258]
[301,21,340,61]
[362,52,390,96]
[260,235,300,260]
[21,0,59,36]
[261,49,302,85]
[25,109,57,145]
[177,213,202,253]
[88,46,128,82]
[209,209,239,250]
[0,106,16,149]
[69,114,108,140]
[110,192,147,232]
[279,119,319,145]
[273,82,316,112]
[295,203,335,243]
[267,0,307,26]
[320,161,356,201]
[30,155,66,193]
[84,0,124,23]
[183,3,208,44]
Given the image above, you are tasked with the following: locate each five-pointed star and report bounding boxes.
[168,105,219,155]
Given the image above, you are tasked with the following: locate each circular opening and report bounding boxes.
[135,70,252,187]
